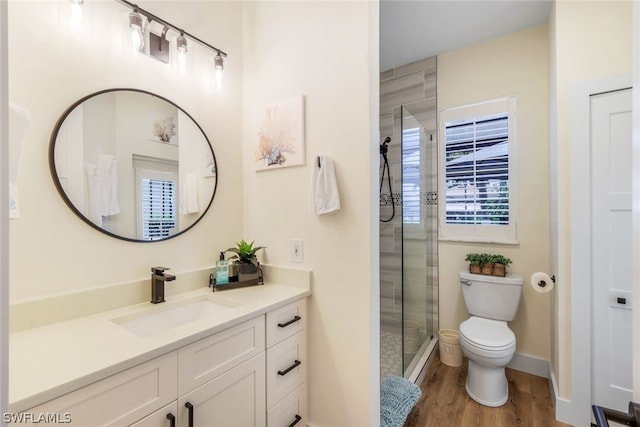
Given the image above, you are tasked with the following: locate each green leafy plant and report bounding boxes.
[491,254,512,267]
[226,240,265,267]
[465,253,484,265]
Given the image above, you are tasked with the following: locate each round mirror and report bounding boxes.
[49,89,218,242]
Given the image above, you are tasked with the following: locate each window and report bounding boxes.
[438,97,517,243]
[133,155,179,241]
[402,126,421,225]
[140,178,176,241]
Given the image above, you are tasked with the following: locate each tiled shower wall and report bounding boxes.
[379,56,439,343]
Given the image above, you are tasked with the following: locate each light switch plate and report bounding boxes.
[290,239,303,263]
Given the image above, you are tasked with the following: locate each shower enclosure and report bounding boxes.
[380,106,438,382]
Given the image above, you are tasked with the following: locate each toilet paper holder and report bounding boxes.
[538,275,556,288]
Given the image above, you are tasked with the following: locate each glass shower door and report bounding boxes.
[401,106,434,377]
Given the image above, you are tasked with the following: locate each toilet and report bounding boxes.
[458,271,523,407]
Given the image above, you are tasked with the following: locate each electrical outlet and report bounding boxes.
[290,239,303,263]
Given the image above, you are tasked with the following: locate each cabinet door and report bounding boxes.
[25,352,177,427]
[266,332,306,409]
[178,316,265,396]
[179,353,266,427]
[130,402,178,427]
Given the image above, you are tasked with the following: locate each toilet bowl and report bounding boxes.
[459,316,516,406]
[458,271,523,407]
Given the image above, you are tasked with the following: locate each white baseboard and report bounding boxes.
[548,361,582,426]
[507,352,550,378]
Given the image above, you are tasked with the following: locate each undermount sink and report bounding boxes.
[111,295,239,337]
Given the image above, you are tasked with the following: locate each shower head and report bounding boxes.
[380,136,391,156]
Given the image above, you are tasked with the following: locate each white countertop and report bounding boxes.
[9,282,310,412]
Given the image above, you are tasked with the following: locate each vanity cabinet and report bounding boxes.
[21,298,307,427]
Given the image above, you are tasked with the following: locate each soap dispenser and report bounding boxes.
[215,252,229,285]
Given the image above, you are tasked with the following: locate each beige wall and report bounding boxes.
[8,1,243,301]
[242,2,378,425]
[549,0,633,398]
[437,25,551,360]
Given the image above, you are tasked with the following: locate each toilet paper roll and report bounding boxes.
[530,272,554,293]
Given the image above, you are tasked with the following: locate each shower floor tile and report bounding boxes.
[381,328,403,380]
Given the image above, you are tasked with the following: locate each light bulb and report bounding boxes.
[129,11,144,53]
[70,0,83,31]
[177,34,187,73]
[214,53,224,90]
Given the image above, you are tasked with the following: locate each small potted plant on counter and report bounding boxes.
[226,240,265,282]
[491,255,512,277]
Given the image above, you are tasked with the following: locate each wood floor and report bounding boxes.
[405,355,572,427]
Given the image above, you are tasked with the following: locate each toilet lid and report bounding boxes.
[459,317,515,350]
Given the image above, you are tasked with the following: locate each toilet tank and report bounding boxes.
[460,271,524,321]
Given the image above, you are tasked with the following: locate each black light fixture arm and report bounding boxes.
[116,0,228,58]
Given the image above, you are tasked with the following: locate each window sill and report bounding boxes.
[438,236,519,245]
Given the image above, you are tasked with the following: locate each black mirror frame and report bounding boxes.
[48,88,218,243]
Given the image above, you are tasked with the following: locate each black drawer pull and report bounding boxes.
[288,414,302,427]
[166,413,175,427]
[185,402,194,427]
[278,316,301,328]
[618,297,627,304]
[278,360,301,376]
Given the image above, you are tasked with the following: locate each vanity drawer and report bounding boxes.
[129,401,178,427]
[267,385,307,427]
[266,299,306,348]
[178,316,265,395]
[25,352,177,427]
[266,331,307,409]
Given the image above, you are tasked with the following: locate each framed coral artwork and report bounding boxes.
[149,111,178,145]
[255,95,305,171]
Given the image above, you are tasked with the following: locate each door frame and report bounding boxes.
[569,73,632,425]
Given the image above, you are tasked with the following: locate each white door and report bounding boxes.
[591,88,633,411]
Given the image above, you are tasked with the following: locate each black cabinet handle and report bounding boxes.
[287,414,302,427]
[278,316,301,328]
[166,413,175,427]
[278,360,301,376]
[618,297,627,304]
[185,402,194,427]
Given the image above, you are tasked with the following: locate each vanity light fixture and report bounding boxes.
[176,33,188,73]
[128,9,145,52]
[70,0,84,30]
[116,0,228,84]
[214,52,224,89]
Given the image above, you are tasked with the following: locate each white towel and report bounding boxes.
[84,164,103,226]
[311,155,340,215]
[99,154,120,216]
[180,173,199,214]
[9,103,31,219]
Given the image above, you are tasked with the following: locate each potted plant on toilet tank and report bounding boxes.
[227,240,265,281]
[465,253,484,274]
[465,252,512,277]
[490,254,512,277]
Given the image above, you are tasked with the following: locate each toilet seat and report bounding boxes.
[459,316,515,352]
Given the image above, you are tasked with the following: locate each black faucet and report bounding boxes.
[150,266,176,304]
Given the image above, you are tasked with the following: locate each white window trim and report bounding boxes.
[438,96,519,244]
